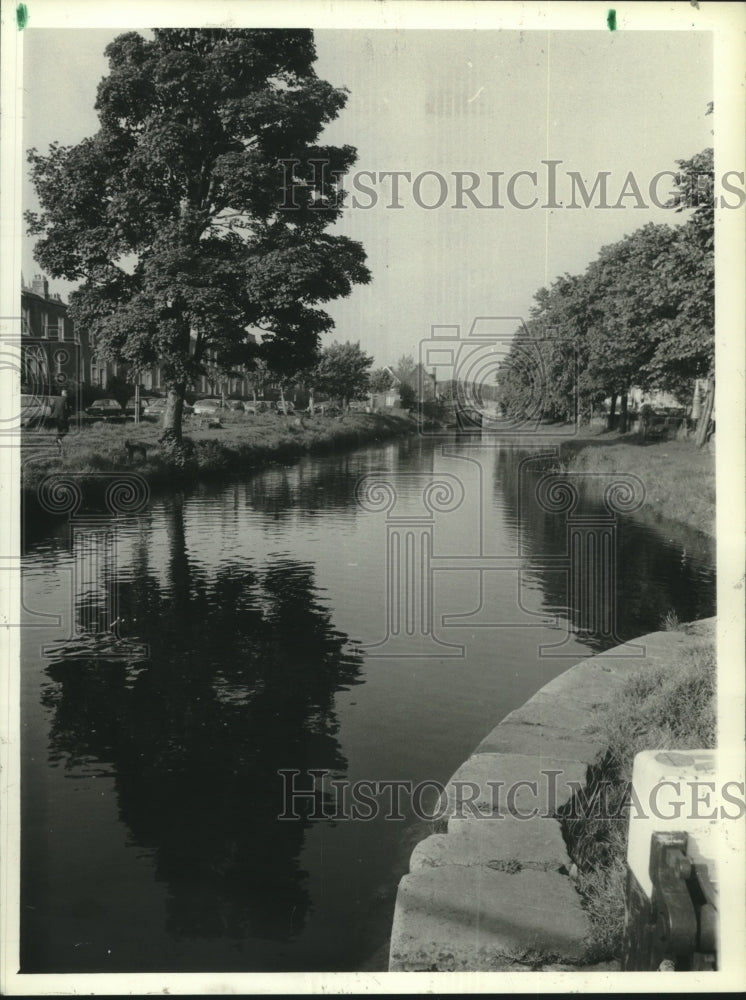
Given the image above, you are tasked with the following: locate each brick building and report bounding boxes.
[22,273,270,403]
[21,274,89,399]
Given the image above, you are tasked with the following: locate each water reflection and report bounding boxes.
[28,496,363,966]
[21,436,716,973]
[493,447,716,650]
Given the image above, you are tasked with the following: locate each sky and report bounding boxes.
[21,26,713,368]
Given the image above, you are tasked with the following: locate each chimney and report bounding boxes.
[32,274,49,298]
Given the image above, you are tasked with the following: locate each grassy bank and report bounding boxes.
[22,410,417,510]
[554,428,715,538]
[560,622,716,962]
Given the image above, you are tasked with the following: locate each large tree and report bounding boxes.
[497,151,714,436]
[27,28,370,443]
[312,340,373,408]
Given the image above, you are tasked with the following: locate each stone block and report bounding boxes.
[441,753,589,819]
[389,867,590,971]
[476,721,604,763]
[503,695,597,734]
[536,659,629,707]
[411,815,571,872]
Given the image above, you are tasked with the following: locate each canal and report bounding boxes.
[20,434,715,972]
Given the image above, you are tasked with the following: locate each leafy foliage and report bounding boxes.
[312,341,373,404]
[27,28,370,440]
[497,147,714,424]
[369,367,395,394]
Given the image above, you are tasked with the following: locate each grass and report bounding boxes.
[661,608,683,631]
[560,636,717,962]
[21,409,417,510]
[556,428,715,538]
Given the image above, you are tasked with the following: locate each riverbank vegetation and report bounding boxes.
[497,141,715,447]
[21,410,415,509]
[561,627,716,962]
[555,429,715,538]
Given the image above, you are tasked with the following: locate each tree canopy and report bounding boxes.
[497,146,714,434]
[369,367,395,394]
[312,341,373,405]
[27,28,370,441]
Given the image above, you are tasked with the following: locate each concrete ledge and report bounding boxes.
[476,722,604,762]
[389,867,591,972]
[388,619,716,972]
[442,753,589,818]
[411,816,572,872]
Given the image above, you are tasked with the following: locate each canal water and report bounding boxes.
[20,434,715,972]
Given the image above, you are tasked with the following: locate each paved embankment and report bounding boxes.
[388,618,716,972]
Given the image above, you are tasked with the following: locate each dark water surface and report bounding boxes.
[20,435,715,972]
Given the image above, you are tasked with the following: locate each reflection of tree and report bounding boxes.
[39,496,363,954]
[241,440,436,519]
[494,449,715,650]
[244,454,362,520]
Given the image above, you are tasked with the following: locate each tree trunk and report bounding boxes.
[695,376,715,448]
[607,392,617,432]
[279,384,287,415]
[619,391,628,433]
[308,386,315,414]
[161,382,186,443]
[690,381,701,422]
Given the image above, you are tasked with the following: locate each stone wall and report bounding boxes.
[388,619,716,972]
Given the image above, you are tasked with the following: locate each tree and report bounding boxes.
[312,341,373,409]
[394,354,417,386]
[369,367,395,394]
[665,146,715,446]
[398,383,416,410]
[497,164,714,438]
[105,372,133,411]
[26,29,370,444]
[392,354,435,406]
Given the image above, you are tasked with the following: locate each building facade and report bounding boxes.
[21,274,89,398]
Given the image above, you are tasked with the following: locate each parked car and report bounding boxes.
[275,400,295,414]
[20,393,53,428]
[143,397,194,418]
[86,398,124,421]
[224,399,245,412]
[143,398,166,418]
[192,397,223,416]
[124,396,152,417]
